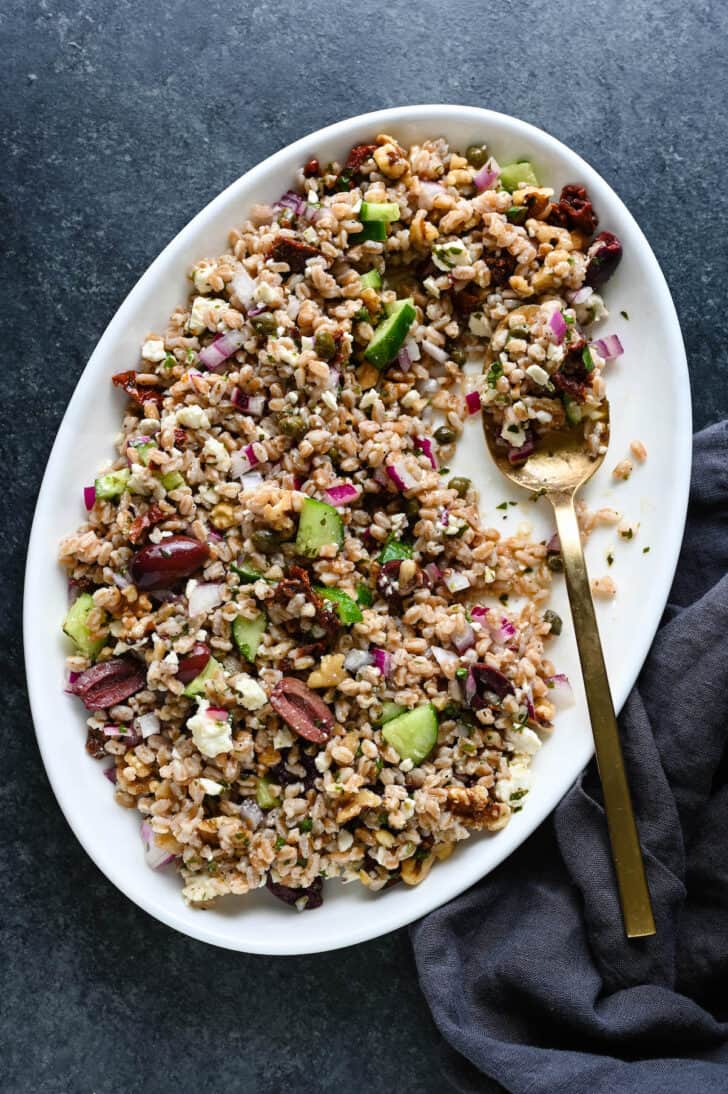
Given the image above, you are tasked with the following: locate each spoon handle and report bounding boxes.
[551,492,656,939]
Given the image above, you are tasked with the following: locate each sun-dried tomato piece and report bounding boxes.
[452,287,484,316]
[269,677,334,744]
[552,371,589,403]
[486,251,517,287]
[274,565,341,641]
[303,158,320,178]
[333,143,378,191]
[112,371,164,408]
[174,428,187,449]
[548,184,599,235]
[128,503,165,546]
[269,237,321,273]
[85,727,107,759]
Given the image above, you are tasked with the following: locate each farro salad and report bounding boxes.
[59,133,625,911]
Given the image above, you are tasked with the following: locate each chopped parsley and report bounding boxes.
[455,667,468,679]
[499,593,509,605]
[607,551,614,566]
[581,346,595,372]
[509,788,528,802]
[298,818,313,832]
[496,501,508,511]
[620,310,629,320]
[643,546,651,554]
[162,353,176,369]
[487,360,504,386]
[274,836,286,850]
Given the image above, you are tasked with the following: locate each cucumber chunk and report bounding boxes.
[378,534,414,564]
[380,701,406,724]
[63,593,106,659]
[256,777,279,810]
[232,613,267,661]
[499,161,540,192]
[94,469,130,499]
[183,655,223,697]
[295,497,344,557]
[364,298,416,370]
[314,586,363,625]
[360,269,382,291]
[161,470,185,491]
[231,561,263,584]
[130,439,157,466]
[353,220,387,242]
[382,703,439,765]
[360,201,400,223]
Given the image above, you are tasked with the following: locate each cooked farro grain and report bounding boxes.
[59,134,625,911]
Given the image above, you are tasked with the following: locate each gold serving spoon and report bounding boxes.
[483,306,655,939]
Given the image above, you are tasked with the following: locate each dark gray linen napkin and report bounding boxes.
[411,422,728,1094]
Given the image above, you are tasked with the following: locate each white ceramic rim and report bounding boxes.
[24,105,691,954]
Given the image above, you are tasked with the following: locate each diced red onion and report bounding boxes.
[206,706,229,721]
[431,646,459,672]
[465,390,481,415]
[247,302,266,318]
[231,388,266,416]
[397,345,412,372]
[589,334,624,360]
[273,189,306,216]
[415,436,437,469]
[240,470,264,490]
[239,798,264,829]
[568,286,593,305]
[199,330,245,372]
[422,338,448,364]
[444,571,470,594]
[489,615,517,645]
[451,624,476,654]
[135,712,160,739]
[103,766,117,784]
[420,378,439,396]
[424,562,442,586]
[230,445,260,478]
[473,156,500,192]
[546,533,560,553]
[418,181,446,210]
[231,269,257,308]
[141,820,175,869]
[464,667,477,704]
[386,460,418,492]
[507,435,535,464]
[188,582,224,618]
[344,649,373,673]
[324,482,361,507]
[404,338,421,362]
[470,605,488,621]
[65,670,80,694]
[111,571,131,590]
[326,366,340,391]
[549,310,567,344]
[83,485,96,510]
[371,648,392,677]
[440,508,450,528]
[286,296,300,320]
[546,673,575,708]
[102,723,142,747]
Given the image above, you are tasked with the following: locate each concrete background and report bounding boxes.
[3,1,727,1091]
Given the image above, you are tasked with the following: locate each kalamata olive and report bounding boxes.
[277,412,306,438]
[130,535,210,590]
[314,329,336,361]
[466,144,488,168]
[269,677,334,744]
[434,425,456,445]
[449,476,471,497]
[303,158,320,178]
[251,529,283,553]
[465,663,515,710]
[71,657,147,710]
[266,874,323,910]
[585,231,623,287]
[177,643,211,684]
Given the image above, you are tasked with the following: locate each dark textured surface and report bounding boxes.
[2,1,726,1091]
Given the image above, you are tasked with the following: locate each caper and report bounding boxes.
[543,609,563,635]
[251,529,282,553]
[278,413,305,438]
[547,552,564,572]
[314,329,336,361]
[449,476,471,498]
[466,144,488,169]
[450,348,466,365]
[508,326,530,340]
[251,313,277,337]
[434,425,456,445]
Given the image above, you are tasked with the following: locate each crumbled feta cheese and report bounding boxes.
[507,726,542,756]
[321,390,337,411]
[187,296,229,335]
[182,875,220,904]
[126,466,153,495]
[423,276,440,297]
[139,417,161,435]
[533,410,554,424]
[254,280,278,306]
[501,421,527,448]
[175,404,210,430]
[400,758,414,773]
[141,338,166,363]
[202,436,231,471]
[198,777,224,796]
[468,312,491,337]
[231,674,268,711]
[546,341,565,364]
[273,725,295,750]
[495,760,533,803]
[483,566,496,583]
[192,262,216,294]
[359,389,378,411]
[300,336,314,352]
[188,699,233,758]
[526,363,550,386]
[432,239,471,271]
[302,226,318,244]
[337,829,354,852]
